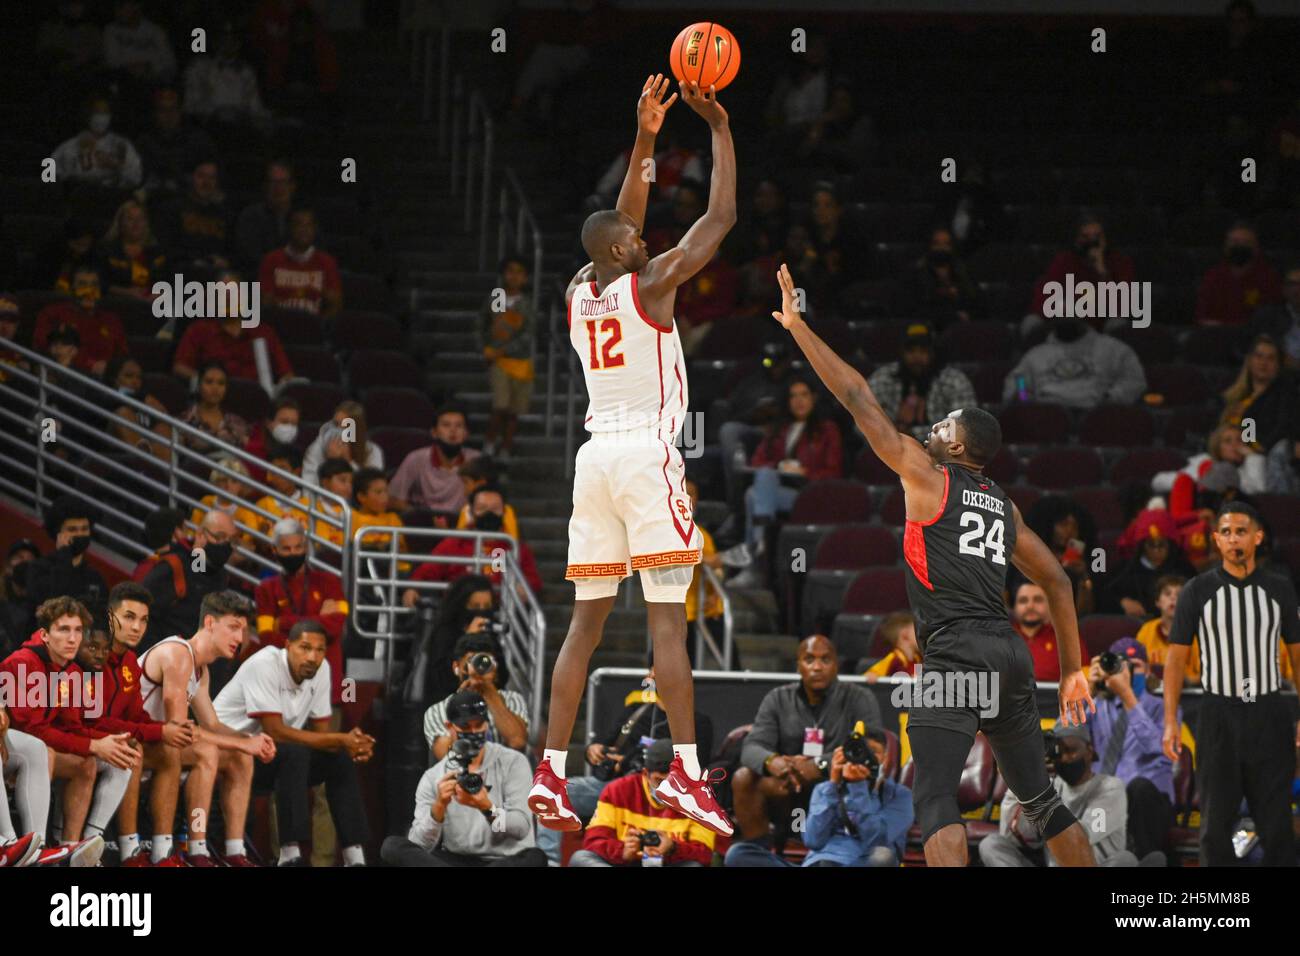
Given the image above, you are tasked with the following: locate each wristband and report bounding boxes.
[763,753,777,774]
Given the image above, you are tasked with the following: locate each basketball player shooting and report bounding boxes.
[769,263,1097,866]
[528,75,734,836]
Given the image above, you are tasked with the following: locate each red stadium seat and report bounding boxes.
[1024,447,1103,489]
[1071,485,1125,531]
[282,381,347,422]
[1160,406,1217,450]
[1144,363,1211,407]
[1003,484,1042,514]
[853,447,896,484]
[341,272,393,313]
[332,310,404,352]
[1079,614,1144,658]
[830,612,884,667]
[858,320,913,359]
[1256,495,1300,539]
[283,345,341,384]
[1079,404,1155,447]
[1109,447,1185,486]
[347,349,423,392]
[1181,325,1246,366]
[788,479,872,524]
[985,445,1019,485]
[363,386,436,430]
[128,336,173,374]
[880,485,905,525]
[970,361,1014,405]
[801,526,900,635]
[842,568,909,615]
[102,294,163,337]
[940,321,1016,362]
[142,372,188,415]
[223,377,271,423]
[1000,403,1071,444]
[369,426,430,468]
[1109,324,1177,367]
[262,305,324,346]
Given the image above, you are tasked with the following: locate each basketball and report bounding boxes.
[669,22,740,92]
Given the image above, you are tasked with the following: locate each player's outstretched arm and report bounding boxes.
[642,82,735,292]
[771,263,930,483]
[1009,502,1094,725]
[615,74,677,231]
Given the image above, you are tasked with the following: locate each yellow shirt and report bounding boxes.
[192,495,260,548]
[1136,617,1202,684]
[306,498,347,548]
[456,502,520,540]
[353,510,411,571]
[253,494,310,536]
[686,528,722,622]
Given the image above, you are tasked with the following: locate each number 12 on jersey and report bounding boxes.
[585,318,625,370]
[958,510,1006,565]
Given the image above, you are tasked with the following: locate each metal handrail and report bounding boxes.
[692,563,735,671]
[457,89,494,270]
[348,524,548,741]
[0,338,351,589]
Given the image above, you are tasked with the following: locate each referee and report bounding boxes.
[1162,502,1300,866]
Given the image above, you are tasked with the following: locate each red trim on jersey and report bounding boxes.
[660,441,696,547]
[656,332,666,419]
[247,711,281,718]
[674,361,685,411]
[566,289,574,330]
[902,467,950,591]
[631,272,672,333]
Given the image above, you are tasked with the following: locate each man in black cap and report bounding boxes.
[866,323,977,442]
[24,496,107,630]
[382,691,544,868]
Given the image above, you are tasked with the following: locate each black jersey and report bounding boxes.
[902,463,1017,645]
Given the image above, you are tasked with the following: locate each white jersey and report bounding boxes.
[568,271,689,443]
[138,636,203,722]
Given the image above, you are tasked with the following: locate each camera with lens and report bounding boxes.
[842,728,880,778]
[1098,651,1127,676]
[450,735,485,795]
[479,612,508,638]
[638,830,661,849]
[467,651,495,677]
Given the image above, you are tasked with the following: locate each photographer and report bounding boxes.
[422,633,528,759]
[978,721,1137,867]
[569,739,718,867]
[404,573,496,703]
[726,726,912,867]
[381,691,544,868]
[1087,638,1177,864]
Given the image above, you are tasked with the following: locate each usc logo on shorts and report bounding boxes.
[674,498,692,523]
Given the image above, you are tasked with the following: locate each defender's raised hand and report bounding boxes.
[680,80,728,128]
[771,262,801,330]
[637,73,678,135]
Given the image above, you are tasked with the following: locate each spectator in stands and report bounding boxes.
[258,207,342,319]
[140,509,235,651]
[257,2,341,119]
[0,597,138,851]
[906,227,985,327]
[1265,432,1300,494]
[102,1,175,84]
[382,691,544,868]
[406,485,543,595]
[0,540,39,658]
[1102,510,1197,617]
[727,729,912,867]
[32,266,126,377]
[571,738,719,867]
[1002,317,1146,409]
[644,178,705,256]
[795,79,875,173]
[51,96,143,192]
[787,182,868,309]
[586,126,705,214]
[36,2,101,79]
[676,246,740,357]
[406,574,497,704]
[235,160,296,271]
[252,443,309,535]
[1135,575,1201,689]
[24,496,107,627]
[0,297,23,382]
[179,361,250,455]
[1152,423,1268,511]
[423,632,528,760]
[504,0,611,127]
[42,325,89,433]
[302,400,383,486]
[868,323,978,442]
[172,283,295,387]
[1197,0,1269,124]
[98,199,166,300]
[934,159,1007,257]
[130,506,186,582]
[479,255,535,461]
[388,406,480,513]
[980,721,1136,867]
[1025,495,1098,615]
[104,355,173,461]
[137,88,217,199]
[1247,263,1300,366]
[244,395,300,481]
[1195,222,1282,326]
[862,611,920,680]
[351,467,406,555]
[730,635,882,852]
[733,378,842,586]
[183,21,272,133]
[1086,639,1176,865]
[684,478,729,665]
[765,34,832,141]
[190,457,260,554]
[1010,581,1062,682]
[734,179,790,312]
[455,458,520,539]
[307,459,353,548]
[717,340,797,498]
[214,619,374,868]
[28,217,97,294]
[1218,334,1296,452]
[154,159,233,271]
[252,518,348,711]
[1029,211,1136,330]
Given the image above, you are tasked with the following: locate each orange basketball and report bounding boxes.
[669,22,740,92]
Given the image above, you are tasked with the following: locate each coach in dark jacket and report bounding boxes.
[141,510,235,650]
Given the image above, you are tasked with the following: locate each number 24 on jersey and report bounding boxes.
[958,510,1006,565]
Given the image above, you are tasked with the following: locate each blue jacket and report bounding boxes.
[802,777,913,866]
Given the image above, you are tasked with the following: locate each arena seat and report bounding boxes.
[363,386,437,429]
[1108,447,1185,486]
[801,525,899,635]
[262,305,324,347]
[842,568,909,616]
[332,309,404,352]
[984,444,1019,485]
[1166,206,1236,247]
[341,272,393,313]
[128,336,173,374]
[1181,325,1246,366]
[102,294,164,337]
[970,361,1013,405]
[858,319,914,358]
[853,447,896,484]
[1144,363,1210,407]
[969,242,1053,283]
[898,735,998,861]
[830,612,884,669]
[1160,406,1217,450]
[282,381,347,421]
[223,377,271,423]
[1255,494,1300,539]
[284,345,342,384]
[1078,614,1145,657]
[999,403,1071,444]
[1079,404,1155,448]
[369,426,430,467]
[1024,447,1103,489]
[1003,484,1043,515]
[142,372,188,415]
[347,349,423,392]
[1110,325,1177,367]
[1070,485,1125,532]
[940,321,1016,362]
[880,485,906,525]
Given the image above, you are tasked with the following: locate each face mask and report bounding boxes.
[435,438,463,459]
[89,113,111,134]
[202,541,232,570]
[474,511,504,533]
[1075,239,1100,255]
[64,534,92,557]
[278,553,305,576]
[1226,244,1253,266]
[1131,673,1146,697]
[271,422,298,444]
[1055,757,1087,786]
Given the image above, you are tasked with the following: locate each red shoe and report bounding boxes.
[527,758,582,831]
[654,757,734,837]
[154,851,190,867]
[0,833,41,868]
[120,850,152,868]
[221,854,257,868]
[185,853,221,867]
[35,845,72,866]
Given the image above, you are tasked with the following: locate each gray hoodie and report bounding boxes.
[1003,329,1146,409]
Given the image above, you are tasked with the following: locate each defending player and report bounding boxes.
[769,262,1097,866]
[529,76,734,835]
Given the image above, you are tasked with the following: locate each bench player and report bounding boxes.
[529,76,734,836]
[769,262,1097,866]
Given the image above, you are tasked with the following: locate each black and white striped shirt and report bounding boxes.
[1169,566,1299,699]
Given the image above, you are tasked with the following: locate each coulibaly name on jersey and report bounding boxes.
[578,293,621,316]
[961,488,1005,516]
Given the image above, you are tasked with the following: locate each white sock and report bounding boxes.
[279,843,301,865]
[119,833,140,860]
[151,835,173,864]
[342,844,365,867]
[543,748,567,779]
[189,838,209,857]
[674,744,701,779]
[225,839,245,857]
